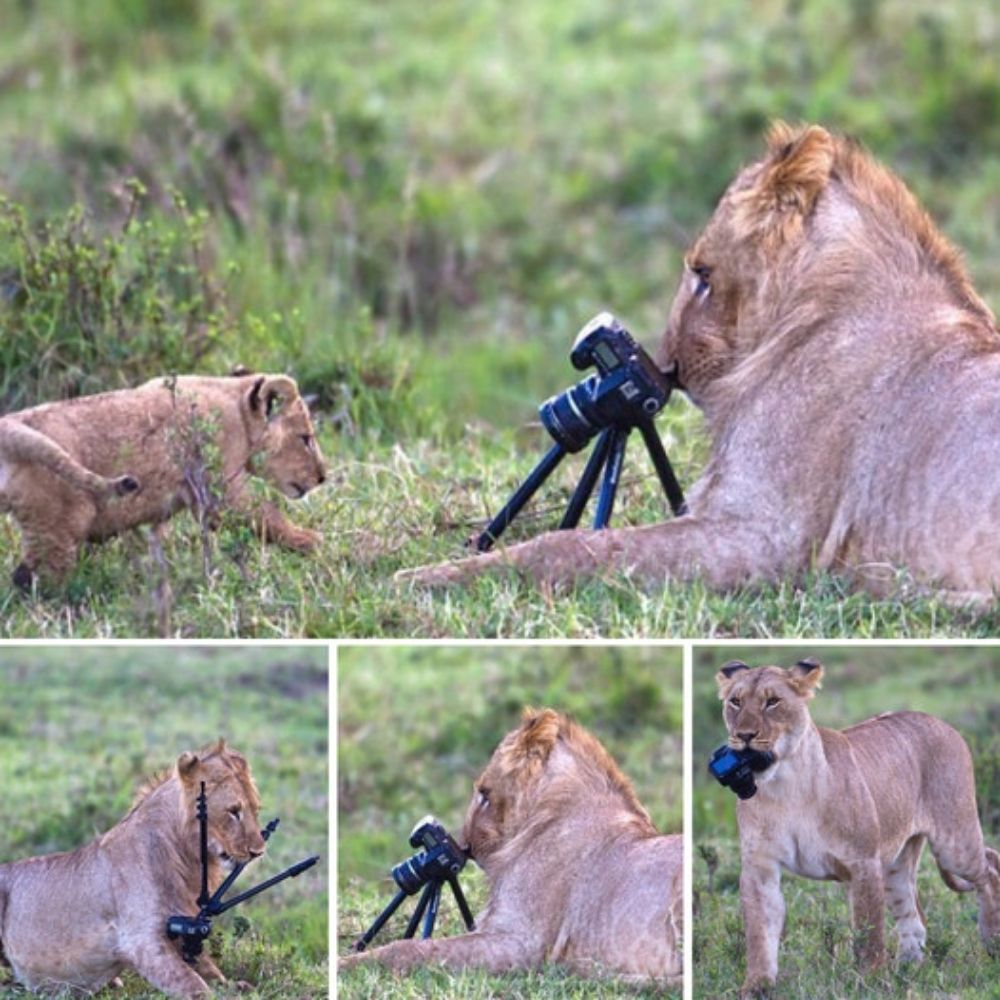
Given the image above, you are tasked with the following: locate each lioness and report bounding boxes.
[403,123,1000,604]
[0,740,266,998]
[715,658,1000,998]
[0,372,326,586]
[340,707,682,984]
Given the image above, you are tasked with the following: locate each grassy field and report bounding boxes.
[337,644,683,998]
[691,646,1000,999]
[0,646,328,999]
[0,0,998,636]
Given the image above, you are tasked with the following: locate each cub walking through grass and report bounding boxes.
[715,658,1000,999]
[341,707,683,985]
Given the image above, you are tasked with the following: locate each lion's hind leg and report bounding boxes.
[930,829,1000,955]
[884,835,926,964]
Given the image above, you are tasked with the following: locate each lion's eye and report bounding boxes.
[691,264,712,300]
[477,787,490,807]
[728,696,741,708]
[228,806,242,820]
[300,434,312,448]
[765,696,781,709]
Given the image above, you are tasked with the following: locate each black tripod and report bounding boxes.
[166,782,320,964]
[474,417,686,552]
[354,874,475,952]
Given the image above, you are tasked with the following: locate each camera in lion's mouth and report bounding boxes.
[472,313,687,553]
[353,814,476,952]
[708,744,777,799]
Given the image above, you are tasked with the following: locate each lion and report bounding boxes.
[340,707,683,985]
[0,371,326,587]
[715,658,1000,998]
[401,123,1000,605]
[0,740,267,998]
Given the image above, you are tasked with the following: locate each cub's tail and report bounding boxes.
[0,419,140,498]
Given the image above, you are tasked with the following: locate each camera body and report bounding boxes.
[390,815,468,895]
[539,313,673,453]
[708,744,776,800]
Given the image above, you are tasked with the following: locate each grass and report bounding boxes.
[0,0,998,636]
[691,646,1000,999]
[337,645,683,997]
[0,646,328,1000]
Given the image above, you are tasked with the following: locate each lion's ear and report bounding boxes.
[788,657,824,697]
[176,751,201,784]
[247,375,298,421]
[716,660,749,697]
[759,123,834,217]
[515,707,561,761]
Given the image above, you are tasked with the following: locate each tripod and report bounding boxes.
[474,417,686,552]
[354,874,475,952]
[166,782,320,964]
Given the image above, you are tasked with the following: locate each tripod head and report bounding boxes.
[166,782,319,964]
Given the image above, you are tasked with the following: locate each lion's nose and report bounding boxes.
[248,846,265,859]
[736,730,758,746]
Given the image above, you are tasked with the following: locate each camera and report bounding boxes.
[708,744,776,800]
[390,815,468,895]
[539,313,674,453]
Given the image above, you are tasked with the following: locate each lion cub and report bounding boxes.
[716,659,1000,998]
[0,741,265,998]
[0,372,326,587]
[341,707,683,984]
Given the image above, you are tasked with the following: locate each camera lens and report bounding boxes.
[391,853,428,895]
[539,377,600,453]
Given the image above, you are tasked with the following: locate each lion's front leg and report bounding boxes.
[224,480,321,554]
[339,931,538,975]
[126,941,211,999]
[847,860,887,972]
[398,516,787,590]
[739,860,784,999]
[193,953,227,983]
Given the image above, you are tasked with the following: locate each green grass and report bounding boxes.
[0,0,998,636]
[691,646,1000,999]
[337,646,682,997]
[0,647,328,999]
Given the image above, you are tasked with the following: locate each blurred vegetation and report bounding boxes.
[337,644,682,997]
[0,646,328,999]
[691,646,1000,998]
[0,0,997,634]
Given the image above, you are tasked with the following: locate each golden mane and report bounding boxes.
[130,738,257,810]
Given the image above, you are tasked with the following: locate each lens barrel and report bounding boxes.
[539,376,600,453]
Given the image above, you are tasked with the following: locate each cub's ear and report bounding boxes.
[176,751,202,784]
[760,122,834,216]
[788,657,824,697]
[716,659,750,697]
[247,374,299,420]
[515,706,562,761]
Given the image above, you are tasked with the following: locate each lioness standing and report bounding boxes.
[715,659,1000,998]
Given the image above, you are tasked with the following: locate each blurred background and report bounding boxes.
[1,0,996,433]
[337,643,682,994]
[0,646,328,999]
[692,646,1000,998]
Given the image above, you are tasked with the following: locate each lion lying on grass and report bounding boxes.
[716,659,1000,998]
[340,707,683,985]
[0,372,326,587]
[0,740,266,998]
[403,123,1000,605]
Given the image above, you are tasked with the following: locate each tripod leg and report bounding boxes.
[637,420,687,516]
[422,882,443,939]
[593,428,628,528]
[559,428,614,529]
[447,875,477,931]
[404,882,437,939]
[354,888,410,952]
[475,443,567,551]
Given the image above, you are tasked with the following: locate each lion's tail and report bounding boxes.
[0,418,140,499]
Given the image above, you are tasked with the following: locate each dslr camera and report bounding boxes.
[391,815,468,895]
[539,313,674,453]
[708,744,776,800]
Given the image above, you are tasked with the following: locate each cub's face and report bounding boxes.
[258,396,328,500]
[460,737,518,864]
[716,661,823,764]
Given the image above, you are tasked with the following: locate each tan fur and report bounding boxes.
[0,372,326,586]
[340,708,682,984]
[0,741,267,998]
[400,124,1000,603]
[715,661,1000,998]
